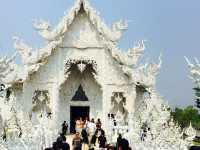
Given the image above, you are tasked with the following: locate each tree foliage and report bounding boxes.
[171,106,200,129]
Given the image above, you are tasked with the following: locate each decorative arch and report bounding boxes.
[71,84,89,101]
[58,58,103,126]
[65,58,97,74]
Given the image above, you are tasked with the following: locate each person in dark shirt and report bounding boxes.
[98,131,107,149]
[62,121,68,135]
[120,138,129,150]
[96,118,102,129]
[61,143,70,150]
[117,134,122,150]
[52,141,60,150]
[45,133,70,150]
[89,132,97,150]
[81,128,89,149]
[56,136,63,149]
[60,133,66,142]
[61,136,70,150]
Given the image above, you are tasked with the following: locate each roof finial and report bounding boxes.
[81,0,90,3]
[80,0,86,2]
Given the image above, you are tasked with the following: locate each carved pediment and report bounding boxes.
[32,90,51,113]
[65,59,97,74]
[61,12,104,48]
[110,92,128,121]
[72,84,88,101]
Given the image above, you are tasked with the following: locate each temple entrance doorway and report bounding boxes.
[70,106,90,133]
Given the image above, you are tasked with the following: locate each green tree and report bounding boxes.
[171,106,200,129]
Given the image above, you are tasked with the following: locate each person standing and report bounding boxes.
[62,121,68,135]
[54,136,63,150]
[87,118,96,142]
[98,131,107,150]
[117,134,122,150]
[96,118,102,130]
[120,138,130,150]
[80,117,85,130]
[84,117,89,129]
[88,119,96,135]
[89,132,97,150]
[76,117,84,133]
[61,136,70,150]
[72,132,82,150]
[81,128,89,150]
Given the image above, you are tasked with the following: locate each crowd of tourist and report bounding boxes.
[45,117,131,150]
[72,117,107,150]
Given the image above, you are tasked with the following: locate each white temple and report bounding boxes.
[0,0,159,132]
[0,0,196,149]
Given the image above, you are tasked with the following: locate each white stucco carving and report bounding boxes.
[0,53,21,85]
[33,0,127,43]
[0,0,195,149]
[185,57,200,88]
[13,36,63,76]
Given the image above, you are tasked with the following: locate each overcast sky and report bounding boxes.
[0,0,199,108]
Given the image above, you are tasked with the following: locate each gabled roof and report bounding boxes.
[33,0,127,43]
[13,0,146,84]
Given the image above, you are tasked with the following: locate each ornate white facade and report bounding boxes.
[0,0,196,149]
[0,0,158,130]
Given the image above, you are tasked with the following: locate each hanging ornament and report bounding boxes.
[115,93,123,104]
[77,61,86,73]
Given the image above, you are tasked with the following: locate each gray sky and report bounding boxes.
[0,0,199,108]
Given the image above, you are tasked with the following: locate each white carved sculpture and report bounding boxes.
[77,62,86,73]
[110,92,128,122]
[129,90,190,150]
[185,57,200,88]
[104,40,145,68]
[185,57,200,147]
[32,90,51,117]
[0,53,20,84]
[33,0,128,43]
[0,0,196,149]
[13,36,63,75]
[184,122,196,147]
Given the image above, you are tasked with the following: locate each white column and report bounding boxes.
[51,83,59,129]
[127,84,136,114]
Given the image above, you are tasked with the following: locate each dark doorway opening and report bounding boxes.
[70,106,90,133]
